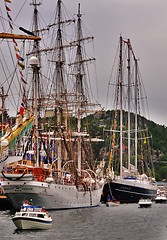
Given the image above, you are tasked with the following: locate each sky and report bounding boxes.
[1,0,167,126]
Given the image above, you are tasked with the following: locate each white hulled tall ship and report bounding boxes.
[0,0,104,210]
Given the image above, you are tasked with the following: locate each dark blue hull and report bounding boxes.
[101,180,157,203]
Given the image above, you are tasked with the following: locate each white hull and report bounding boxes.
[1,180,103,210]
[12,218,52,230]
[138,199,152,208]
[106,201,120,207]
[12,205,52,230]
[155,195,167,203]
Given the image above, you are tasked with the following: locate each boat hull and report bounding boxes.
[138,199,152,208]
[101,179,157,203]
[1,180,103,210]
[155,196,167,203]
[12,217,52,230]
[106,200,120,207]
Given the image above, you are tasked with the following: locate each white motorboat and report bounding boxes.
[155,195,167,203]
[138,199,152,208]
[12,204,52,230]
[106,200,120,207]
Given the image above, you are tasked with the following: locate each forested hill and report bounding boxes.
[86,110,167,181]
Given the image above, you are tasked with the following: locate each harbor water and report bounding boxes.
[0,202,167,240]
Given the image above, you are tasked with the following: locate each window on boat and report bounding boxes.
[21,213,28,216]
[16,213,21,216]
[37,214,45,218]
[29,213,37,217]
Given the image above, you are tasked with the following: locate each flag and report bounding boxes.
[21,77,27,84]
[6,6,11,11]
[109,150,113,164]
[16,53,24,61]
[9,21,13,29]
[122,144,126,152]
[19,71,24,76]
[19,98,24,116]
[7,12,12,21]
[18,61,25,70]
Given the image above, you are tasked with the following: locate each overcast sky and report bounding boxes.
[1,0,167,126]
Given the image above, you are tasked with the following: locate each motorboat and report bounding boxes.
[105,193,120,207]
[138,199,152,208]
[155,194,167,203]
[106,200,120,207]
[12,203,52,230]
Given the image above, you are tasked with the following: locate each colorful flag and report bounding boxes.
[20,98,24,116]
[6,6,11,11]
[18,61,25,70]
[16,53,24,61]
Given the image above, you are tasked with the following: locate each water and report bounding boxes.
[0,203,167,240]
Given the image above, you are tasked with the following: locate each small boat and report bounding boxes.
[106,200,120,207]
[155,195,167,203]
[138,199,152,208]
[105,192,120,207]
[12,203,53,230]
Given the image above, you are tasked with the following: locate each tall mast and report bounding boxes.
[119,36,123,179]
[134,58,138,170]
[54,0,67,177]
[0,87,8,137]
[127,39,131,171]
[30,0,41,167]
[76,3,82,175]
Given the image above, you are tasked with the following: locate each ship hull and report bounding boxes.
[101,179,157,203]
[1,180,103,210]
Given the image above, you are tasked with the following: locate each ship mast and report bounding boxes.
[134,58,138,170]
[70,3,97,174]
[127,38,131,171]
[0,87,8,137]
[76,3,82,175]
[119,36,123,179]
[29,0,42,167]
[53,0,68,177]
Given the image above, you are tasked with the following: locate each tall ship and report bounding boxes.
[101,36,157,203]
[0,0,104,210]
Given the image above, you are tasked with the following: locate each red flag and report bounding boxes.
[6,6,11,11]
[20,98,24,116]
